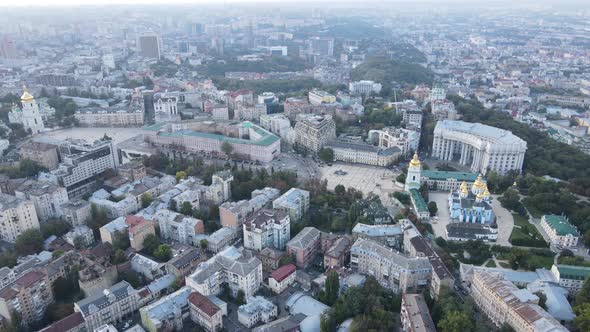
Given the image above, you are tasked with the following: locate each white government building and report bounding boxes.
[432,120,527,175]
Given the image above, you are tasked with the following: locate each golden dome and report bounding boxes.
[461,186,469,195]
[460,181,468,190]
[409,153,421,167]
[476,191,485,200]
[483,184,491,196]
[472,174,485,189]
[20,85,34,102]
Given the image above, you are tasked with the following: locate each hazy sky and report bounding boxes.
[0,0,308,6]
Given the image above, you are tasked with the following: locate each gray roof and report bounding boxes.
[351,238,431,270]
[287,227,320,250]
[76,281,136,316]
[190,246,261,283]
[352,223,403,237]
[0,193,28,210]
[435,120,527,146]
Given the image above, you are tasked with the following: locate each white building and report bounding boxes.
[349,80,382,95]
[540,215,579,248]
[326,139,401,167]
[64,225,94,247]
[272,188,310,222]
[550,264,590,293]
[243,209,290,251]
[368,127,420,156]
[14,180,68,222]
[61,198,91,226]
[186,246,263,298]
[268,264,296,294]
[237,296,277,328]
[0,194,40,242]
[234,103,267,121]
[259,114,291,137]
[39,138,118,198]
[294,114,336,153]
[308,90,336,105]
[153,209,205,246]
[154,91,180,123]
[432,120,527,175]
[8,87,44,134]
[257,92,278,105]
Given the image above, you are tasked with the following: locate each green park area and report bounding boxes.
[509,214,548,248]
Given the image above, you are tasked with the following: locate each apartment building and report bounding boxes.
[272,188,310,222]
[207,227,238,253]
[352,223,404,249]
[61,198,91,226]
[349,80,382,95]
[368,127,420,157]
[294,114,336,153]
[470,271,567,332]
[350,238,431,293]
[0,193,40,242]
[308,90,336,105]
[326,139,401,167]
[186,246,263,298]
[238,296,277,328]
[234,103,267,121]
[189,291,224,332]
[243,209,290,251]
[74,281,141,331]
[140,287,192,332]
[0,271,54,326]
[287,227,321,268]
[126,215,156,251]
[166,248,205,278]
[18,141,59,170]
[323,236,352,269]
[400,294,436,332]
[75,107,145,127]
[220,187,280,228]
[153,209,205,246]
[269,264,296,294]
[550,264,590,293]
[540,215,579,248]
[284,97,311,120]
[14,180,68,222]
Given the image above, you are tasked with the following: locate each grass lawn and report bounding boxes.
[527,254,555,270]
[509,214,548,248]
[485,260,497,268]
[499,262,511,268]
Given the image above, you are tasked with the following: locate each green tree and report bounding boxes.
[74,236,87,249]
[141,193,153,208]
[438,311,474,332]
[318,271,340,306]
[112,230,130,251]
[180,201,193,216]
[574,302,590,332]
[221,142,233,158]
[143,234,160,254]
[236,289,246,305]
[318,148,334,163]
[175,171,187,183]
[279,253,295,267]
[112,249,127,264]
[40,220,72,239]
[15,229,43,255]
[200,239,208,250]
[428,201,438,216]
[153,244,172,261]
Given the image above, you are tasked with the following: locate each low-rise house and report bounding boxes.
[551,264,590,293]
[257,247,285,273]
[189,291,224,332]
[237,296,277,328]
[269,264,296,294]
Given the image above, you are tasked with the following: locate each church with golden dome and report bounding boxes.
[8,86,45,134]
[448,174,495,224]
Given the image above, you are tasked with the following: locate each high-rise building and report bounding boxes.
[0,193,40,242]
[294,114,336,153]
[137,34,161,59]
[14,180,69,222]
[0,271,54,327]
[39,138,118,198]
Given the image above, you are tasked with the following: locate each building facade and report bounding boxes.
[540,215,579,248]
[0,193,40,242]
[401,294,436,332]
[432,120,527,175]
[188,291,223,332]
[243,209,290,251]
[287,227,321,268]
[294,114,336,153]
[8,87,44,134]
[0,271,54,327]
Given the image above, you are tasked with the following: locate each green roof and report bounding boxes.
[543,215,578,236]
[421,170,478,182]
[556,264,590,280]
[409,189,428,213]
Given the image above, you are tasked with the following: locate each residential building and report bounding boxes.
[326,138,401,167]
[401,294,436,332]
[269,264,296,294]
[471,271,567,332]
[166,248,205,278]
[272,188,310,222]
[39,138,118,198]
[257,92,278,105]
[257,247,285,274]
[283,97,311,120]
[75,105,145,127]
[251,313,306,332]
[350,238,431,293]
[14,179,68,222]
[140,286,192,332]
[234,103,267,121]
[154,209,205,246]
[90,189,138,219]
[18,141,59,170]
[38,312,85,332]
[207,227,238,253]
[0,271,54,326]
[61,199,91,226]
[118,161,147,181]
[220,187,280,228]
[130,254,166,281]
[323,236,352,269]
[189,291,224,332]
[352,223,403,249]
[0,193,40,242]
[126,215,156,251]
[243,209,290,251]
[259,114,291,137]
[227,90,254,110]
[143,121,280,163]
[237,296,277,328]
[294,114,336,153]
[308,90,336,105]
[550,264,590,293]
[540,215,579,248]
[349,80,382,95]
[74,281,140,331]
[287,227,321,268]
[137,34,161,59]
[446,223,498,242]
[186,246,263,298]
[305,37,334,57]
[64,225,95,247]
[431,99,457,120]
[432,120,527,175]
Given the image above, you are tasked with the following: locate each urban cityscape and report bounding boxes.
[1,1,590,331]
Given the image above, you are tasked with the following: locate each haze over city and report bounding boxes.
[0,1,589,332]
